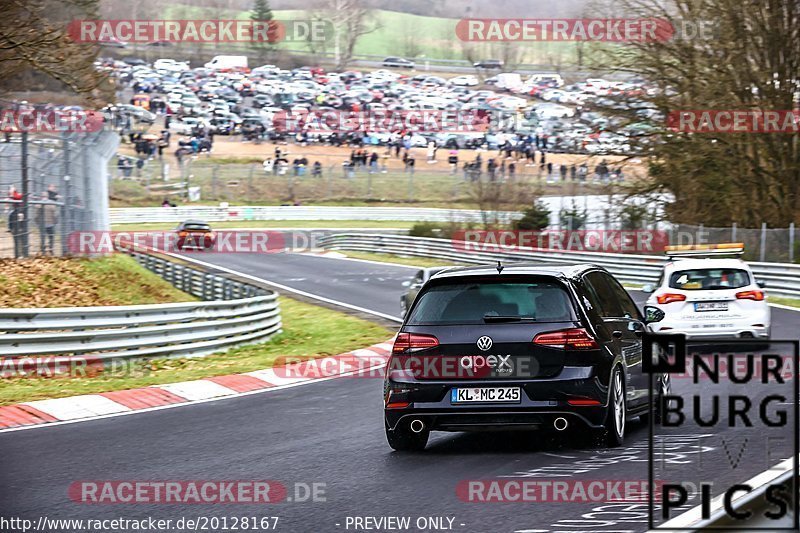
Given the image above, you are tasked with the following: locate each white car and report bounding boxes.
[539,89,570,102]
[169,120,195,135]
[585,133,631,154]
[533,103,575,119]
[642,246,770,340]
[153,59,189,73]
[449,75,479,87]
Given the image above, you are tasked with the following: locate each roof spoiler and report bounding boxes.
[665,243,745,259]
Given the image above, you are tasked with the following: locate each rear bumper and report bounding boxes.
[385,408,607,432]
[654,322,770,340]
[384,367,610,432]
[654,311,770,340]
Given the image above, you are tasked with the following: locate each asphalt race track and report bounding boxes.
[1,252,797,533]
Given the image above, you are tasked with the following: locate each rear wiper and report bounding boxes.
[483,315,536,323]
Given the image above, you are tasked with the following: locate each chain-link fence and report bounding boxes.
[0,131,119,258]
[108,156,633,207]
[669,224,798,263]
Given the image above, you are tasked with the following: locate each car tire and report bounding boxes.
[604,367,626,447]
[640,373,670,425]
[385,423,429,452]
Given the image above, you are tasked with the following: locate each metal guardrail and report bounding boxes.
[109,206,522,225]
[0,251,282,365]
[318,233,800,299]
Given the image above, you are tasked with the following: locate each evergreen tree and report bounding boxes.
[250,0,274,62]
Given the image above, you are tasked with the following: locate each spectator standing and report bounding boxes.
[405,156,415,174]
[579,163,588,181]
[448,151,459,174]
[36,193,58,255]
[8,202,25,258]
[487,158,497,181]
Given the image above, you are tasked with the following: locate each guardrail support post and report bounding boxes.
[760,222,767,262]
[790,222,795,263]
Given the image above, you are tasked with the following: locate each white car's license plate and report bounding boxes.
[451,387,521,404]
[695,302,729,312]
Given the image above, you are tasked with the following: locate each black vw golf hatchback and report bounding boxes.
[384,263,667,451]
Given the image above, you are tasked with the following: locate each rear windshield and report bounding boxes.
[406,278,576,325]
[668,268,750,290]
[181,223,211,231]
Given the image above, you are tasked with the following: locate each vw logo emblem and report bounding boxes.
[476,336,493,351]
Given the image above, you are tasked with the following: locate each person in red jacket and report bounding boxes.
[8,185,22,201]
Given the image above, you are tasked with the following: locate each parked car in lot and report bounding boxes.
[153,58,190,74]
[111,104,156,124]
[474,59,504,69]
[384,263,670,451]
[383,56,415,69]
[533,103,575,119]
[448,75,479,87]
[175,220,215,251]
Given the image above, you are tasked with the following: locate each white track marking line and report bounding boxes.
[167,252,404,323]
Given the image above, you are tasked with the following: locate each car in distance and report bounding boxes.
[384,263,669,451]
[382,56,415,69]
[401,267,448,317]
[641,243,770,340]
[473,59,504,69]
[448,75,479,87]
[110,104,156,124]
[175,220,215,250]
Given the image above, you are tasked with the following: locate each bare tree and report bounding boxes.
[469,176,537,228]
[400,19,422,59]
[0,0,110,103]
[592,0,800,227]
[311,0,379,69]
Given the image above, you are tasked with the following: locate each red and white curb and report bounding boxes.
[0,341,393,432]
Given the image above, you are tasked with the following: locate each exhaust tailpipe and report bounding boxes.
[410,419,425,433]
[553,417,568,431]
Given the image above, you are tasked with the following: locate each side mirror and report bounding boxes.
[644,306,665,323]
[756,280,766,288]
[641,284,655,293]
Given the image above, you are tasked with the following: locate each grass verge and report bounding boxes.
[111,220,415,231]
[331,250,462,269]
[0,297,391,406]
[0,255,195,308]
[768,296,800,309]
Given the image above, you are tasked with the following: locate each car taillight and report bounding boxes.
[178,231,188,238]
[533,328,599,350]
[656,293,686,304]
[736,290,765,301]
[567,397,601,406]
[392,333,439,354]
